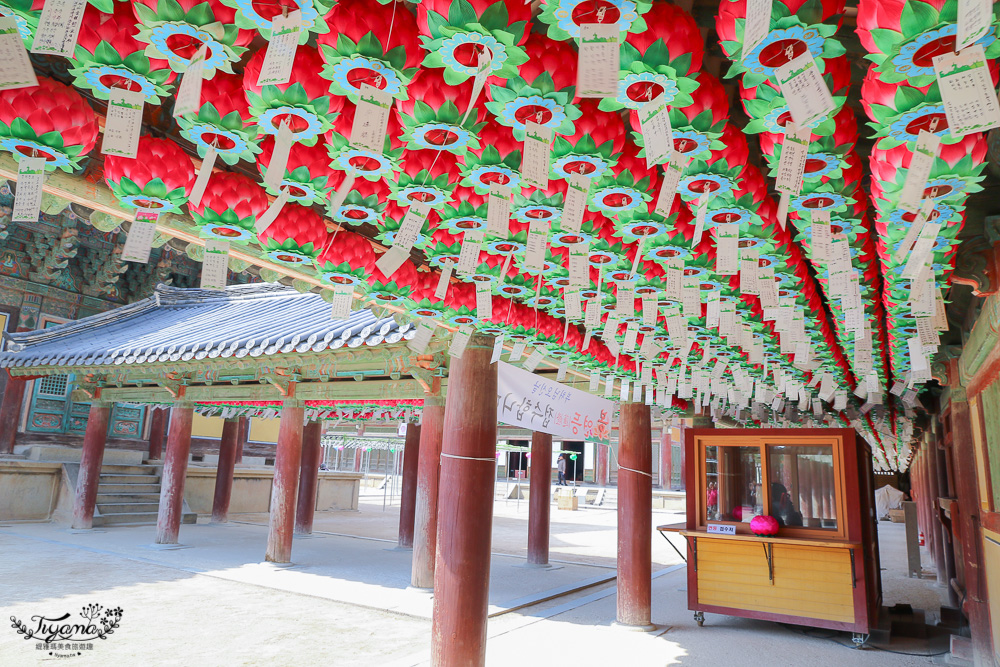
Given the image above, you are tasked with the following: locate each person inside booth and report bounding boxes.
[771,482,804,527]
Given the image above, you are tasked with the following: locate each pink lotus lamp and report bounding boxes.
[750,515,779,536]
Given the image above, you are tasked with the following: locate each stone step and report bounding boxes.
[95,464,160,475]
[95,493,161,504]
[98,473,161,484]
[93,511,159,526]
[92,511,196,527]
[97,483,161,494]
[96,502,160,515]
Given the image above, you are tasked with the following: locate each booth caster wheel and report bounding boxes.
[694,611,705,627]
[851,633,869,649]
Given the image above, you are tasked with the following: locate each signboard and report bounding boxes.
[496,361,613,444]
[706,523,736,535]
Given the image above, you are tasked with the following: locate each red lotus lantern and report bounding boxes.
[257,135,334,206]
[133,0,253,77]
[188,171,269,244]
[258,202,329,267]
[397,67,486,157]
[103,136,195,213]
[243,43,342,146]
[485,32,580,141]
[461,119,523,194]
[326,101,405,181]
[0,76,99,172]
[317,0,422,101]
[68,2,175,104]
[177,71,259,165]
[551,99,626,182]
[315,228,376,288]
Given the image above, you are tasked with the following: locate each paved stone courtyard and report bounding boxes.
[0,493,947,666]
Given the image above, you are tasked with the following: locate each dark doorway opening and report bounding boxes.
[561,441,585,482]
[507,441,529,477]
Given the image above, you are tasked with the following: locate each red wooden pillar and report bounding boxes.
[295,421,323,535]
[70,400,111,530]
[431,334,498,666]
[678,424,687,491]
[155,403,194,545]
[949,394,992,664]
[266,399,304,563]
[397,423,421,548]
[353,448,363,472]
[0,374,26,455]
[147,407,168,461]
[528,431,553,565]
[660,426,673,490]
[211,418,239,523]
[617,401,653,628]
[235,415,248,464]
[412,380,444,588]
[595,443,609,486]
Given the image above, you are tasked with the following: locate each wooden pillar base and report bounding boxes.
[266,402,304,563]
[155,405,194,545]
[71,402,111,530]
[211,418,239,524]
[398,423,421,549]
[617,402,653,627]
[527,431,552,565]
[0,375,26,455]
[295,421,323,536]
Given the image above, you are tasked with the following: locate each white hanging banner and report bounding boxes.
[486,183,512,237]
[12,156,45,223]
[498,361,613,442]
[774,122,809,195]
[934,45,1000,139]
[456,230,485,274]
[449,325,474,358]
[31,0,86,57]
[810,209,831,262]
[256,10,302,87]
[407,319,436,354]
[375,245,410,278]
[0,18,37,91]
[562,173,590,233]
[475,280,493,320]
[352,84,392,153]
[523,219,549,270]
[462,50,492,124]
[568,242,590,287]
[174,44,208,119]
[742,0,774,58]
[638,94,674,168]
[121,209,160,264]
[263,120,295,189]
[775,52,836,129]
[654,155,687,217]
[577,23,619,98]
[201,239,230,290]
[434,261,454,300]
[692,194,709,246]
[521,121,553,189]
[898,130,941,213]
[893,199,935,264]
[102,89,145,159]
[189,147,216,207]
[393,202,430,251]
[957,0,992,52]
[491,334,505,363]
[255,186,291,234]
[329,283,353,320]
[714,223,740,275]
[329,170,357,213]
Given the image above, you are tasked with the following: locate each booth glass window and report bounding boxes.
[767,445,838,530]
[704,445,763,523]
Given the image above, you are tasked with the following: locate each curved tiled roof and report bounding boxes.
[0,284,414,369]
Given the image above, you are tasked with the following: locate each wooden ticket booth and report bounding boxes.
[661,428,881,644]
